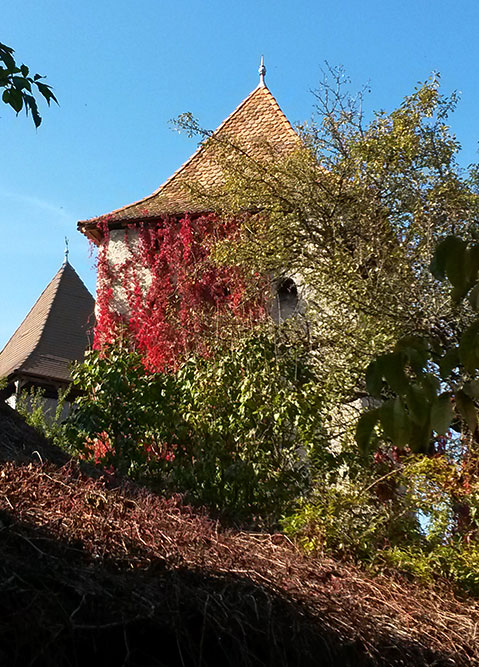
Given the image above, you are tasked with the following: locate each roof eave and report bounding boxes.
[11,370,73,386]
[77,222,103,245]
[78,209,213,244]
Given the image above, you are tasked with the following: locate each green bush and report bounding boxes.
[66,331,327,525]
[66,346,180,473]
[283,451,479,594]
[282,464,419,562]
[15,385,70,447]
[380,543,479,595]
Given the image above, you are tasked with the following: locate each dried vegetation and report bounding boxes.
[1,403,479,666]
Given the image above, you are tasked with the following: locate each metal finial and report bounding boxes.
[64,236,69,264]
[258,55,266,87]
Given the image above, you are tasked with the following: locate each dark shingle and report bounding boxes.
[0,263,95,383]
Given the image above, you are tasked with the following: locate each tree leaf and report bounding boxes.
[455,389,478,432]
[12,76,31,92]
[394,335,429,372]
[0,43,16,71]
[438,347,460,378]
[406,383,430,424]
[463,380,479,400]
[366,359,383,397]
[451,284,470,303]
[381,352,410,396]
[430,393,453,435]
[36,81,58,105]
[23,93,41,127]
[430,236,465,281]
[421,373,441,402]
[465,245,479,286]
[380,397,411,446]
[8,87,23,113]
[469,283,479,311]
[459,321,479,373]
[445,238,467,290]
[356,409,379,454]
[409,419,432,454]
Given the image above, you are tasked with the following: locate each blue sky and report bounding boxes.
[2,0,479,348]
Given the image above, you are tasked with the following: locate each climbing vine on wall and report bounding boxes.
[93,214,268,370]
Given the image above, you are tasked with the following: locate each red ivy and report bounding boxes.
[93,214,267,371]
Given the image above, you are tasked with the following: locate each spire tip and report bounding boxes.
[258,55,266,87]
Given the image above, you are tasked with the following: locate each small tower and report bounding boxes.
[77,61,298,364]
[0,262,95,412]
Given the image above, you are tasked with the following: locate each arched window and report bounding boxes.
[272,277,299,322]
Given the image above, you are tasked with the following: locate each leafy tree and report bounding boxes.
[177,69,479,427]
[0,41,57,127]
[282,445,479,595]
[357,234,479,455]
[282,230,479,592]
[172,70,479,589]
[15,385,70,446]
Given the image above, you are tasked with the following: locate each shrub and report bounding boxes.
[15,385,70,448]
[66,330,326,525]
[283,450,479,594]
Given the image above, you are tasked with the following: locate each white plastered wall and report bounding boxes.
[98,229,153,318]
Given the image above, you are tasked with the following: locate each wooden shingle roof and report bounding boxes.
[78,84,297,243]
[0,263,95,384]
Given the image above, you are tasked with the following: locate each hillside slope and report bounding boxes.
[0,404,478,666]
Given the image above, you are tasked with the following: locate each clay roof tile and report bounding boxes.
[78,85,297,242]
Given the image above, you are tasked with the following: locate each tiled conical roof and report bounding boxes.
[0,263,95,383]
[78,84,297,242]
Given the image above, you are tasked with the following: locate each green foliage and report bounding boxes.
[170,332,323,522]
[283,452,479,594]
[283,452,420,563]
[358,234,479,453]
[381,544,479,596]
[348,227,479,592]
[15,386,70,446]
[0,41,57,127]
[67,331,326,524]
[282,483,402,562]
[67,345,180,473]
[179,70,479,414]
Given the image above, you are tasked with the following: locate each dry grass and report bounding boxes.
[1,402,478,666]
